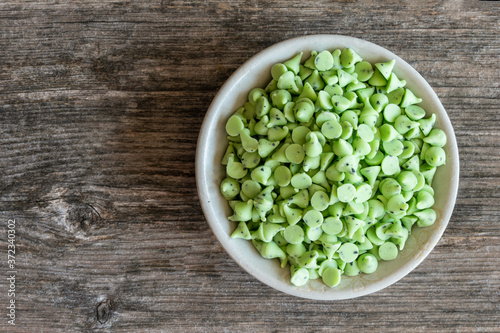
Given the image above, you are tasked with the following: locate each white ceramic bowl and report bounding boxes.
[196,35,459,300]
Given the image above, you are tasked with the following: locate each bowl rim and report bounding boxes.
[196,34,460,300]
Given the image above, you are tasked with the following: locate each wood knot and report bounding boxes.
[67,203,102,232]
[96,299,112,324]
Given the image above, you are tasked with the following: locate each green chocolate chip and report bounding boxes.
[316,111,337,127]
[322,217,344,235]
[423,129,447,148]
[314,50,334,71]
[340,48,362,68]
[284,225,305,245]
[290,266,310,286]
[383,139,405,156]
[290,172,312,189]
[241,180,262,199]
[274,165,292,187]
[425,147,446,167]
[311,191,330,211]
[381,155,400,175]
[226,115,245,136]
[357,253,378,274]
[322,267,341,287]
[405,104,426,120]
[356,124,375,142]
[378,242,398,260]
[303,209,324,228]
[220,177,240,200]
[277,71,298,91]
[414,208,437,227]
[338,242,359,263]
[379,123,402,142]
[304,132,323,157]
[354,61,374,82]
[383,103,401,123]
[397,171,418,191]
[231,221,252,240]
[337,183,356,203]
[331,95,351,112]
[355,183,372,203]
[285,143,305,164]
[416,190,435,209]
[226,154,247,179]
[374,59,395,80]
[283,52,303,75]
[321,119,343,139]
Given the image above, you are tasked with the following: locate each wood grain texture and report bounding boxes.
[0,0,498,332]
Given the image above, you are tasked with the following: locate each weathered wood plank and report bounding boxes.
[0,0,499,332]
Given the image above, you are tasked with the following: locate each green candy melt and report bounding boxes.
[220,48,447,288]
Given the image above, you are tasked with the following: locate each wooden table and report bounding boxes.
[0,1,499,332]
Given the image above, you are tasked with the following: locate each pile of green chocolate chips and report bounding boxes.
[220,48,447,288]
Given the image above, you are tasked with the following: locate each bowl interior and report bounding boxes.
[196,35,459,300]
